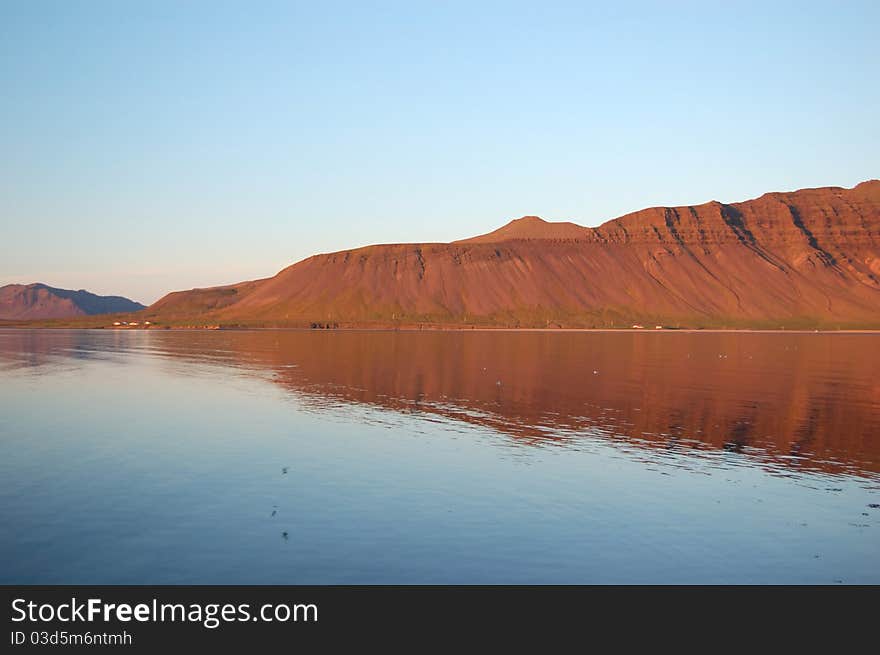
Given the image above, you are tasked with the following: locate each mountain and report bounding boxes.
[0,283,146,320]
[144,180,880,328]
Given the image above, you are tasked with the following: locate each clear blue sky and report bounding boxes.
[2,1,877,304]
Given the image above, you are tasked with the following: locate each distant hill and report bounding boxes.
[0,283,145,320]
[142,180,880,328]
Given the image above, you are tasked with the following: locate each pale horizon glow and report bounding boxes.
[2,1,878,304]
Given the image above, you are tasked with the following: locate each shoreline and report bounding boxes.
[3,325,880,334]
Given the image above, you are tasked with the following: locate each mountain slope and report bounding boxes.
[144,180,880,328]
[0,283,146,320]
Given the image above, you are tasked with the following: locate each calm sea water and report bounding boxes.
[1,329,878,584]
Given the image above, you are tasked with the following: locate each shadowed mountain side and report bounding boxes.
[0,283,146,320]
[143,181,880,328]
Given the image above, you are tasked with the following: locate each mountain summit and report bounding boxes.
[454,216,592,243]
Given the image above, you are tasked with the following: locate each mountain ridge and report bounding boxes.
[141,180,879,327]
[18,180,879,329]
[136,180,879,328]
[0,283,146,320]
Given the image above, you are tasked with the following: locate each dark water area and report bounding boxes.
[1,329,878,583]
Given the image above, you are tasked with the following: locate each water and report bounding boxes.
[1,328,878,584]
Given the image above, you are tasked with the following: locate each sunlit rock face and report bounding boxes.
[147,181,880,328]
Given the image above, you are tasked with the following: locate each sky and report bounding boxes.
[1,1,878,304]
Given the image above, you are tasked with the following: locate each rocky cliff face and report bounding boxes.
[145,180,880,328]
[0,284,146,320]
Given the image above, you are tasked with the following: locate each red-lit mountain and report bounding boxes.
[144,180,880,328]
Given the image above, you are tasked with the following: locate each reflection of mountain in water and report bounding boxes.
[158,330,880,478]
[3,329,879,477]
